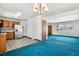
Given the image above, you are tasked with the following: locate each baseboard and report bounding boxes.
[34,39,41,41]
[23,36,32,39]
[24,36,40,41]
[14,37,24,39]
[51,34,79,38]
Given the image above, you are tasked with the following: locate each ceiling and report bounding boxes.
[0,3,79,21]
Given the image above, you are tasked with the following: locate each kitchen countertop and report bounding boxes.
[0,33,6,35]
[1,30,14,32]
[1,28,14,32]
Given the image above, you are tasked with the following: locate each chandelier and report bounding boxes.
[33,3,48,14]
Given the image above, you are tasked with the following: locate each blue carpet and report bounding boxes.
[0,35,79,56]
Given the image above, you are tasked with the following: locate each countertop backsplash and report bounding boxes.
[1,28,14,32]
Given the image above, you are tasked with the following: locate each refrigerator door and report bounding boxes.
[15,25,23,39]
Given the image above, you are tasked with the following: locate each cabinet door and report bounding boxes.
[7,32,14,40]
[8,21,14,28]
[0,20,2,27]
[3,20,9,28]
[0,34,6,52]
[6,32,9,40]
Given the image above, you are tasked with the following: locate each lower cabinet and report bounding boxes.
[0,33,6,52]
[6,32,14,40]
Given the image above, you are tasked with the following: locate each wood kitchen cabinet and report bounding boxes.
[3,20,9,28]
[0,20,2,27]
[8,21,14,28]
[0,33,6,52]
[6,32,14,40]
[3,20,14,28]
[2,20,20,28]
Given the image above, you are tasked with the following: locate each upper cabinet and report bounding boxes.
[0,17,20,28]
[3,20,9,28]
[8,21,14,28]
[0,20,2,27]
[2,20,15,28]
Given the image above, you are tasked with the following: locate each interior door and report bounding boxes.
[42,20,47,40]
[48,25,52,35]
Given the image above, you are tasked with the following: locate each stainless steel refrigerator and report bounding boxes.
[14,25,23,39]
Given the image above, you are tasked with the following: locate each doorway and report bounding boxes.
[48,25,52,35]
[42,20,47,40]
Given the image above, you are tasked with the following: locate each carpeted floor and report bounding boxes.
[0,35,79,56]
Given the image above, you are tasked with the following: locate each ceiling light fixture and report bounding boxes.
[14,11,23,17]
[2,11,22,18]
[33,3,48,14]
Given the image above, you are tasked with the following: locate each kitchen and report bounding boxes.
[0,16,38,53]
[0,17,22,53]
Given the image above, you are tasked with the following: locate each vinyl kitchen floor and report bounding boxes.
[6,37,38,52]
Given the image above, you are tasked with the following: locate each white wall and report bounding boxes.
[52,20,79,37]
[20,20,27,36]
[26,15,42,40]
[20,16,48,40]
[47,9,79,37]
